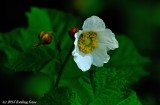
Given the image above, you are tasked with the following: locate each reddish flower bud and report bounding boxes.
[34,31,52,48]
[69,27,79,38]
[39,31,52,44]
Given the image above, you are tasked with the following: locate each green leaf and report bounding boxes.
[0,7,81,73]
[88,67,143,105]
[37,87,81,105]
[108,35,149,67]
[117,91,142,105]
[88,68,127,105]
[57,68,94,104]
[26,8,53,32]
[106,36,150,85]
[70,72,95,104]
[8,46,54,72]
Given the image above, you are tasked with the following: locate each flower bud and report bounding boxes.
[39,31,52,44]
[69,27,79,39]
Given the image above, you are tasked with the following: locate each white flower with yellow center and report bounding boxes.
[72,16,118,71]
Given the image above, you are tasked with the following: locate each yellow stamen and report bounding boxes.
[78,31,97,53]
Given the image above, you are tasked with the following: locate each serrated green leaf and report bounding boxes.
[87,67,144,105]
[88,67,127,105]
[7,46,54,72]
[117,91,142,105]
[37,87,81,105]
[92,67,126,95]
[106,36,150,85]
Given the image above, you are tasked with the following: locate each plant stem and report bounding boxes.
[54,44,74,87]
[51,32,61,53]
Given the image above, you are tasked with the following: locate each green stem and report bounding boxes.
[54,44,74,87]
[51,32,61,52]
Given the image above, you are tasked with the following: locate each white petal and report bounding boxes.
[74,31,82,48]
[91,43,110,67]
[82,16,106,31]
[72,31,93,71]
[97,29,119,51]
[72,30,86,57]
[72,53,93,72]
[72,31,82,55]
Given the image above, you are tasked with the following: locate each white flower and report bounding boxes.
[72,16,118,71]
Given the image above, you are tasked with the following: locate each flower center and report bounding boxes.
[84,38,91,45]
[78,31,97,53]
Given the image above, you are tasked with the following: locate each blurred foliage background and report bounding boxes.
[0,0,160,105]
